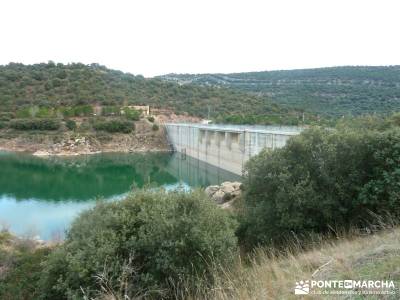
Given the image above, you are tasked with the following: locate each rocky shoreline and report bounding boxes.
[0,129,171,157]
[29,134,173,157]
[0,140,172,157]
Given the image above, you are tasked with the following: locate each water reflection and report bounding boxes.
[0,151,240,239]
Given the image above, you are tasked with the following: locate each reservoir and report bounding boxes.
[0,151,240,240]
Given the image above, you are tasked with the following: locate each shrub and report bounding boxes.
[60,105,93,117]
[39,190,237,299]
[15,107,34,118]
[77,120,91,132]
[65,119,77,130]
[147,116,155,123]
[9,119,61,131]
[0,112,13,122]
[152,124,159,131]
[15,106,56,118]
[123,107,140,121]
[0,121,8,129]
[36,107,53,118]
[0,248,51,300]
[238,128,400,249]
[93,119,134,133]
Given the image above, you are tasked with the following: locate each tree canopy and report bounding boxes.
[0,62,316,126]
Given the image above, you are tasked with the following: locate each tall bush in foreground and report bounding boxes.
[238,128,400,249]
[39,189,237,299]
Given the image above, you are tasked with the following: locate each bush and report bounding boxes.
[152,124,159,131]
[60,105,93,117]
[15,107,34,118]
[93,119,134,133]
[39,190,237,299]
[0,248,51,300]
[238,128,400,249]
[65,119,77,130]
[15,106,56,118]
[77,120,91,132]
[0,121,8,129]
[0,112,13,122]
[123,107,140,121]
[147,116,155,123]
[9,119,61,131]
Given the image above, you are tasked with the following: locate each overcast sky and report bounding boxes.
[0,0,399,77]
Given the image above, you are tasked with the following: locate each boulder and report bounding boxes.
[205,181,242,206]
[220,182,235,194]
[231,189,241,197]
[212,190,227,204]
[205,185,219,197]
[231,181,243,190]
[221,181,233,188]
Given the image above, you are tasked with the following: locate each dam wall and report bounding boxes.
[165,153,241,187]
[164,123,302,175]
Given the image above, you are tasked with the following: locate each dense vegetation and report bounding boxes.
[92,119,134,133]
[0,234,51,300]
[159,66,400,117]
[238,114,400,248]
[9,118,61,131]
[0,62,316,126]
[39,190,237,299]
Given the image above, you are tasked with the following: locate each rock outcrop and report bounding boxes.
[205,181,242,209]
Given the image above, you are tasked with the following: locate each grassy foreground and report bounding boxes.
[1,209,399,299]
[187,226,400,300]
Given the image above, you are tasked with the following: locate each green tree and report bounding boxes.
[238,127,400,249]
[65,119,77,130]
[39,190,237,299]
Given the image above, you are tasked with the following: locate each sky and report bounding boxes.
[0,0,399,77]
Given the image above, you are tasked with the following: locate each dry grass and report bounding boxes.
[186,226,400,300]
[95,225,400,299]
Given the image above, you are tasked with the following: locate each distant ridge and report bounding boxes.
[158,66,400,116]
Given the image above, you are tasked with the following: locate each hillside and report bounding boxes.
[0,62,310,125]
[196,226,400,299]
[159,66,400,117]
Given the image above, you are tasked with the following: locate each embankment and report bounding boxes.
[0,119,171,156]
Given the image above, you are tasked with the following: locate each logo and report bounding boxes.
[295,280,310,295]
[294,279,396,296]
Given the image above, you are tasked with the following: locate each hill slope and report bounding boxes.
[2,224,398,299]
[196,226,400,299]
[159,66,400,117]
[0,62,309,125]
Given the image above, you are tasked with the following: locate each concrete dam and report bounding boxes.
[164,123,303,175]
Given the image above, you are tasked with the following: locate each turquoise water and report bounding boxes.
[0,151,240,240]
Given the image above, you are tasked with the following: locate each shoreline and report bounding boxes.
[0,125,172,157]
[0,146,173,157]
